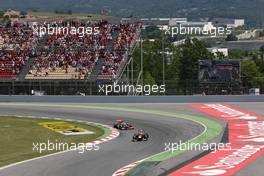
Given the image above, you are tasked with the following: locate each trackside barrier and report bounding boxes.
[167,104,264,176]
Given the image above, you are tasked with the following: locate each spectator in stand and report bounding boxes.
[0,20,141,80]
[98,22,141,80]
[0,22,38,78]
[29,20,115,79]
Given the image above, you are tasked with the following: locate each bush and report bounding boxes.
[226,34,238,41]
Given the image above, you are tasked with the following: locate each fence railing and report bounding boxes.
[0,78,263,95]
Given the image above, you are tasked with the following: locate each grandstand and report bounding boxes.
[0,36,3,48]
[0,20,141,81]
[97,23,141,80]
[0,23,38,79]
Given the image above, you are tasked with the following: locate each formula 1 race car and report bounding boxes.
[113,120,134,130]
[132,130,149,142]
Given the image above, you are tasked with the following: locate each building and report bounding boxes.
[177,22,216,31]
[207,47,229,57]
[140,17,187,29]
[231,19,245,28]
[213,18,245,28]
[3,9,20,18]
[173,39,186,46]
[219,40,264,51]
[139,18,217,34]
[168,18,188,26]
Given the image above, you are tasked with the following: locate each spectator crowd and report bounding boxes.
[98,22,141,80]
[0,20,141,80]
[0,23,38,78]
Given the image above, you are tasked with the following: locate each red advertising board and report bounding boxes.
[229,121,264,144]
[168,104,264,176]
[191,104,263,121]
[169,144,264,176]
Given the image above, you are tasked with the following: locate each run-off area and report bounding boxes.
[0,116,105,167]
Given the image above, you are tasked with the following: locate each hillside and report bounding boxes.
[0,0,264,25]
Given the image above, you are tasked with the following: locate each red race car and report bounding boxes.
[113,120,134,130]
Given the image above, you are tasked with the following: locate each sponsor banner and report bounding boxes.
[192,104,263,121]
[168,144,264,176]
[39,121,94,135]
[229,121,264,144]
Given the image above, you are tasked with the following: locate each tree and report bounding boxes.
[166,47,181,80]
[259,45,264,61]
[241,59,264,88]
[259,30,264,37]
[144,72,156,85]
[178,38,213,81]
[176,38,214,94]
[1,16,11,24]
[141,26,161,39]
[241,60,262,78]
[229,49,245,59]
[226,34,238,41]
[0,11,4,17]
[215,51,226,60]
[20,11,27,16]
[260,45,264,53]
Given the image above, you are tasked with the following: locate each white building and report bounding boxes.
[181,22,216,31]
[203,22,215,31]
[214,18,245,28]
[168,18,188,26]
[231,19,245,28]
[140,17,187,29]
[173,39,186,46]
[207,47,229,57]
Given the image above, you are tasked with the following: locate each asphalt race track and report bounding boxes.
[0,103,204,176]
[0,102,263,176]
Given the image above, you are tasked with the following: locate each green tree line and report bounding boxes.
[132,30,264,94]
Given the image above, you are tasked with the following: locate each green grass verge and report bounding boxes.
[0,116,107,167]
